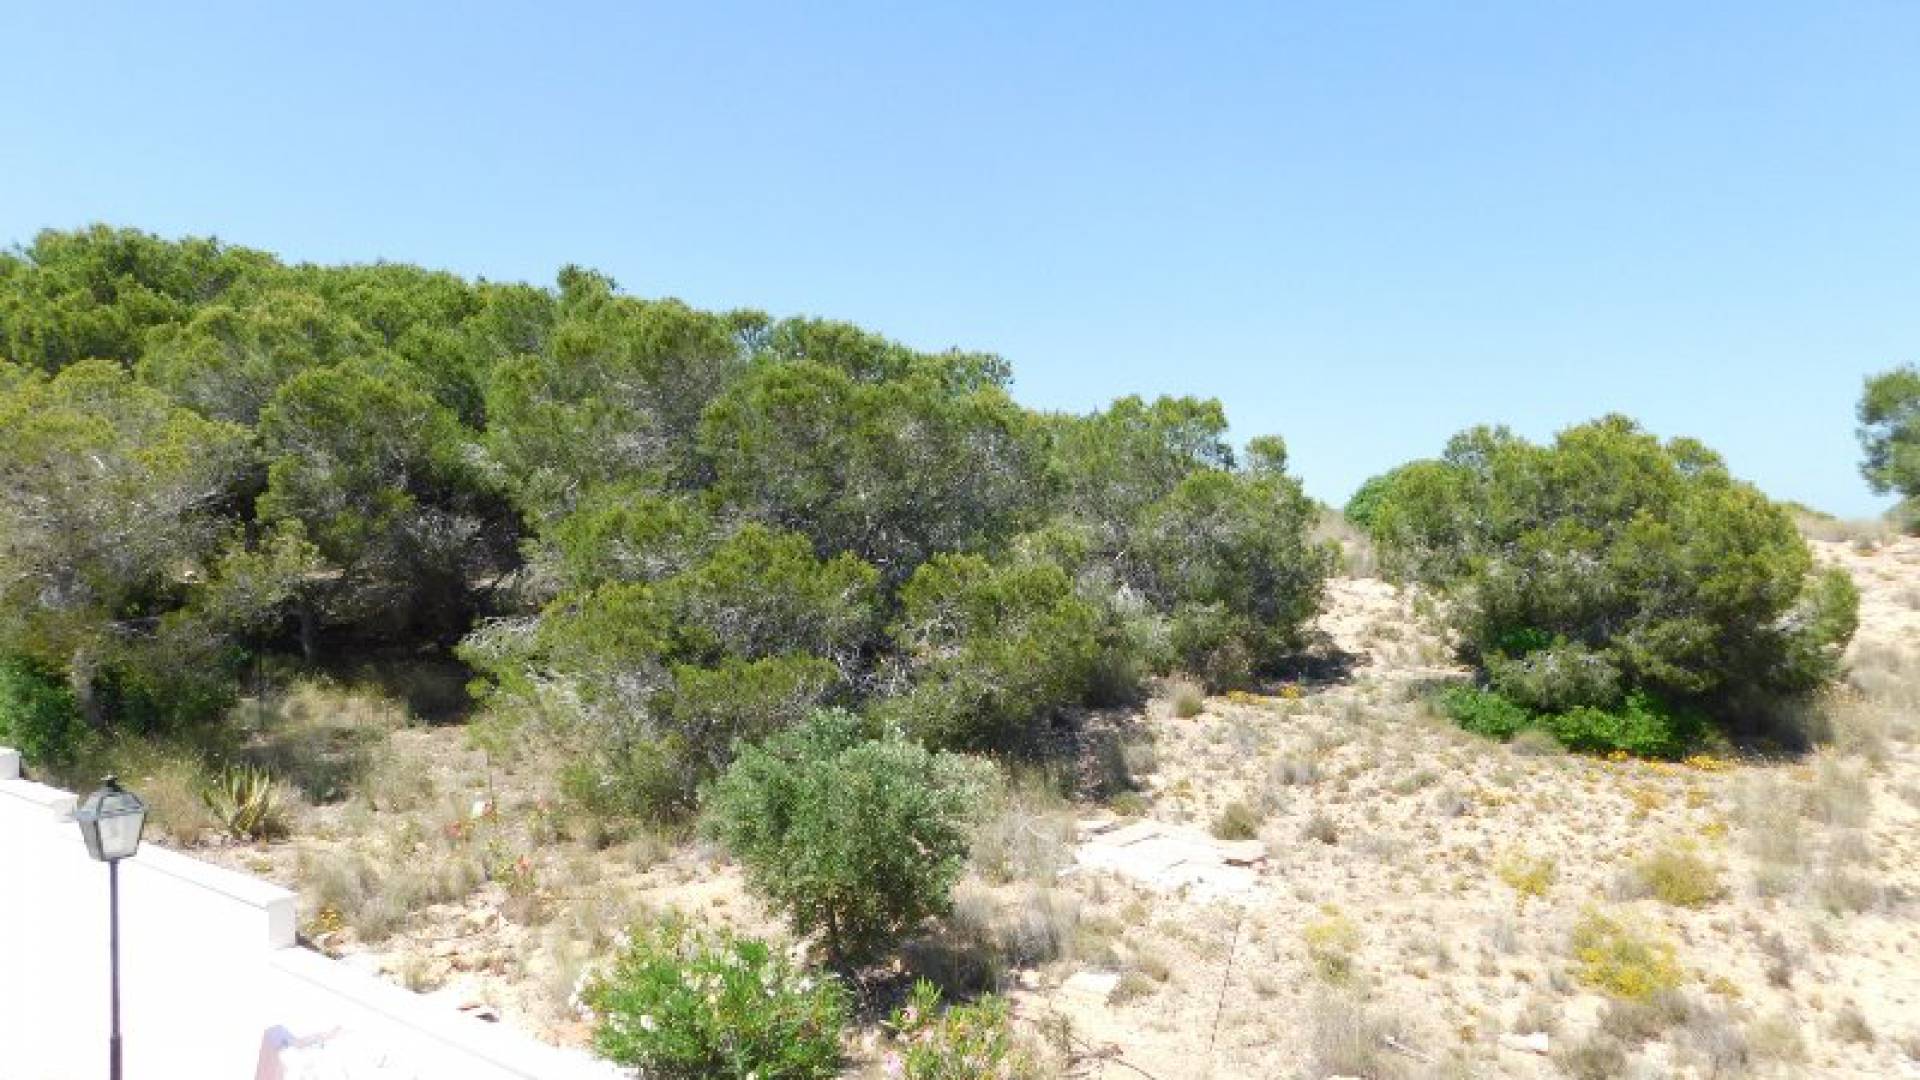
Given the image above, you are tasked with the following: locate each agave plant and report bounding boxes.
[201,764,284,842]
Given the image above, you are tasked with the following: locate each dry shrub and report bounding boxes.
[971,773,1075,885]
[1167,679,1206,719]
[1303,909,1362,982]
[1314,509,1378,579]
[532,890,653,1022]
[1832,1002,1875,1045]
[1813,867,1884,915]
[1271,756,1320,788]
[1678,1000,1751,1077]
[1598,988,1693,1044]
[1301,812,1339,845]
[1792,510,1896,546]
[1732,775,1807,894]
[1554,1033,1629,1080]
[1848,642,1920,712]
[1755,930,1801,988]
[242,679,405,804]
[1744,1012,1807,1064]
[301,837,485,943]
[83,739,218,845]
[1512,993,1558,1036]
[1106,970,1158,1005]
[1633,840,1725,908]
[1508,728,1562,757]
[359,739,438,813]
[1120,736,1159,778]
[908,880,1084,994]
[1806,755,1872,828]
[1308,988,1403,1079]
[1212,800,1263,841]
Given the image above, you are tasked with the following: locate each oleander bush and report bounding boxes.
[579,917,848,1080]
[882,979,1041,1080]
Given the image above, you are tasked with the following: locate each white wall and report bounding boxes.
[0,748,620,1080]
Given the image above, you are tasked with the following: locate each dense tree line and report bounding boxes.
[0,226,1333,812]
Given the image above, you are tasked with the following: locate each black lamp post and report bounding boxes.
[74,776,147,1080]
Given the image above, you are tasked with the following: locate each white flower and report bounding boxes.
[639,1014,658,1032]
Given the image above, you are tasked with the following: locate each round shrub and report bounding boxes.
[1371,417,1858,754]
[703,710,990,967]
[580,917,848,1080]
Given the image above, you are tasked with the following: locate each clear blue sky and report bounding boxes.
[4,3,1916,516]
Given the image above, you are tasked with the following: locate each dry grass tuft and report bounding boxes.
[971,774,1076,885]
[1806,754,1873,828]
[1211,800,1263,841]
[1632,840,1726,908]
[1308,988,1403,1079]
[1303,909,1362,983]
[1167,679,1207,718]
[1744,1011,1808,1064]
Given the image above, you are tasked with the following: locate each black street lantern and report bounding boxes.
[75,775,147,863]
[75,776,146,1080]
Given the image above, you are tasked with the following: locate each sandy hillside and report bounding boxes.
[198,536,1920,1079]
[992,537,1920,1079]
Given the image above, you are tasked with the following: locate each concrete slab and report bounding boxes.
[1097,820,1169,848]
[1072,818,1267,901]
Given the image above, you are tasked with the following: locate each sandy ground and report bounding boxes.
[1003,539,1920,1079]
[201,536,1920,1078]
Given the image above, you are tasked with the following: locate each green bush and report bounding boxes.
[1342,465,1419,532]
[0,656,85,766]
[1538,692,1706,759]
[884,554,1103,752]
[1440,685,1706,758]
[883,979,1040,1080]
[580,917,848,1080]
[703,710,990,967]
[1133,465,1334,688]
[1371,417,1858,750]
[1437,686,1531,741]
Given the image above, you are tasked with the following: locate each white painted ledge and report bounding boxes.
[269,948,623,1079]
[0,746,622,1077]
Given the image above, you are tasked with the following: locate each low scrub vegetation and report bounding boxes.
[1571,910,1682,1001]
[883,979,1041,1080]
[579,918,848,1080]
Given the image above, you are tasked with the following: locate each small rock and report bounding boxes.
[1498,1031,1550,1055]
[1061,971,1121,1000]
[1214,839,1267,866]
[1077,814,1122,837]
